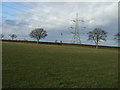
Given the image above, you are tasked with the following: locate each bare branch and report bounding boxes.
[29,28,47,43]
[87,28,107,48]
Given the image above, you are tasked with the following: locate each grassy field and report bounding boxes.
[2,42,118,88]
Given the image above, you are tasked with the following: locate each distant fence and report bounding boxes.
[1,40,119,49]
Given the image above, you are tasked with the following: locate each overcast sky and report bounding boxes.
[1,2,118,46]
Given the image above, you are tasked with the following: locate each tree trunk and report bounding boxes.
[60,40,62,45]
[37,40,39,44]
[96,42,98,48]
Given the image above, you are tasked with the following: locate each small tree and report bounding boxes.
[29,28,47,43]
[87,28,107,48]
[114,33,120,43]
[9,34,17,40]
[0,34,4,40]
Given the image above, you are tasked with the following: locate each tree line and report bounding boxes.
[0,28,119,48]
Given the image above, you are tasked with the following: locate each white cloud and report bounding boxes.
[2,0,119,2]
[12,2,117,31]
[2,2,118,45]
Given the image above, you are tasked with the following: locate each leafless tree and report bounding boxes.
[114,33,120,40]
[114,33,120,44]
[0,34,4,40]
[9,34,17,40]
[87,28,107,48]
[29,28,47,43]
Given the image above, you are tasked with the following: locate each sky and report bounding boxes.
[1,1,119,46]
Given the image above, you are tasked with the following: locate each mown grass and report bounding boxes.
[2,42,118,88]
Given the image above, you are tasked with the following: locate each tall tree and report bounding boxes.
[9,34,17,40]
[87,28,107,48]
[29,28,47,43]
[114,33,120,43]
[0,34,4,40]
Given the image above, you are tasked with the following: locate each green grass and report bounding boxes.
[2,42,118,88]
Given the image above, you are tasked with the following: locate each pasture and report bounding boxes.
[2,42,118,88]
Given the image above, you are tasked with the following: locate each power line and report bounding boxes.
[13,2,33,10]
[13,2,44,17]
[2,3,43,19]
[2,4,25,12]
[2,11,16,16]
[2,4,26,19]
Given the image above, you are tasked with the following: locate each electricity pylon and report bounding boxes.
[71,13,85,44]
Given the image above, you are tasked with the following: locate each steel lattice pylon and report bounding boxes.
[71,13,81,44]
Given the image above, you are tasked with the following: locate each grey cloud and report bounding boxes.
[2,2,118,46]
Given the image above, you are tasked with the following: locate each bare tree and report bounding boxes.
[9,34,17,40]
[87,28,107,48]
[114,33,120,42]
[29,28,47,43]
[0,34,4,40]
[114,33,120,46]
